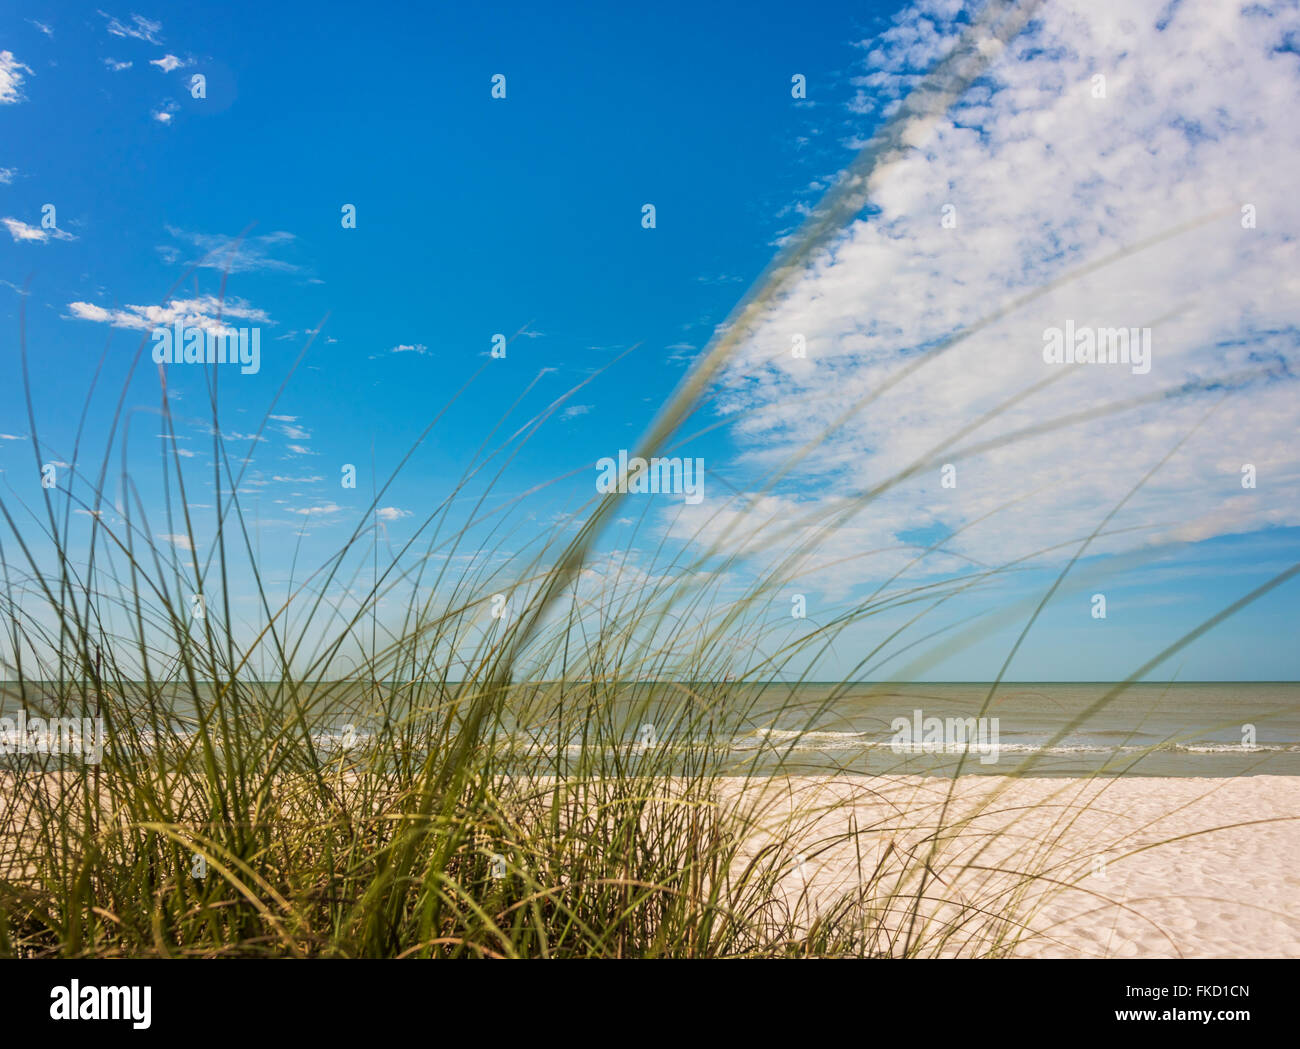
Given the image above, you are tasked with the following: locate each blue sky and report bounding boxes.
[2,1,1299,681]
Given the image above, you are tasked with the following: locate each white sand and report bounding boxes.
[5,768,1295,956]
[723,774,1300,958]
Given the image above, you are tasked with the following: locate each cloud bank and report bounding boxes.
[685,0,1300,593]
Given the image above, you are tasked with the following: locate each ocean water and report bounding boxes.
[738,682,1300,776]
[3,681,1297,777]
[494,681,1300,777]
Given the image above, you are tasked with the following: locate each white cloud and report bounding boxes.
[687,0,1300,591]
[104,58,132,72]
[161,227,302,274]
[3,218,76,243]
[0,51,34,105]
[666,342,697,365]
[66,302,113,322]
[375,507,411,521]
[100,13,164,46]
[288,503,341,516]
[0,167,17,184]
[150,53,185,72]
[28,21,54,38]
[390,343,429,355]
[157,533,193,551]
[66,294,270,334]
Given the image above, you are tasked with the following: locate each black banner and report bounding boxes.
[0,958,1290,1037]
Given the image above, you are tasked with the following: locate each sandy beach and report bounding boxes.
[3,765,1297,957]
[726,774,1300,958]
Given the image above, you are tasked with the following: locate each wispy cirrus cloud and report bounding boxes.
[0,51,34,105]
[159,227,303,274]
[3,217,75,243]
[370,342,429,359]
[99,12,164,46]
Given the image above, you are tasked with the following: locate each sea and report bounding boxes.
[3,680,1298,777]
